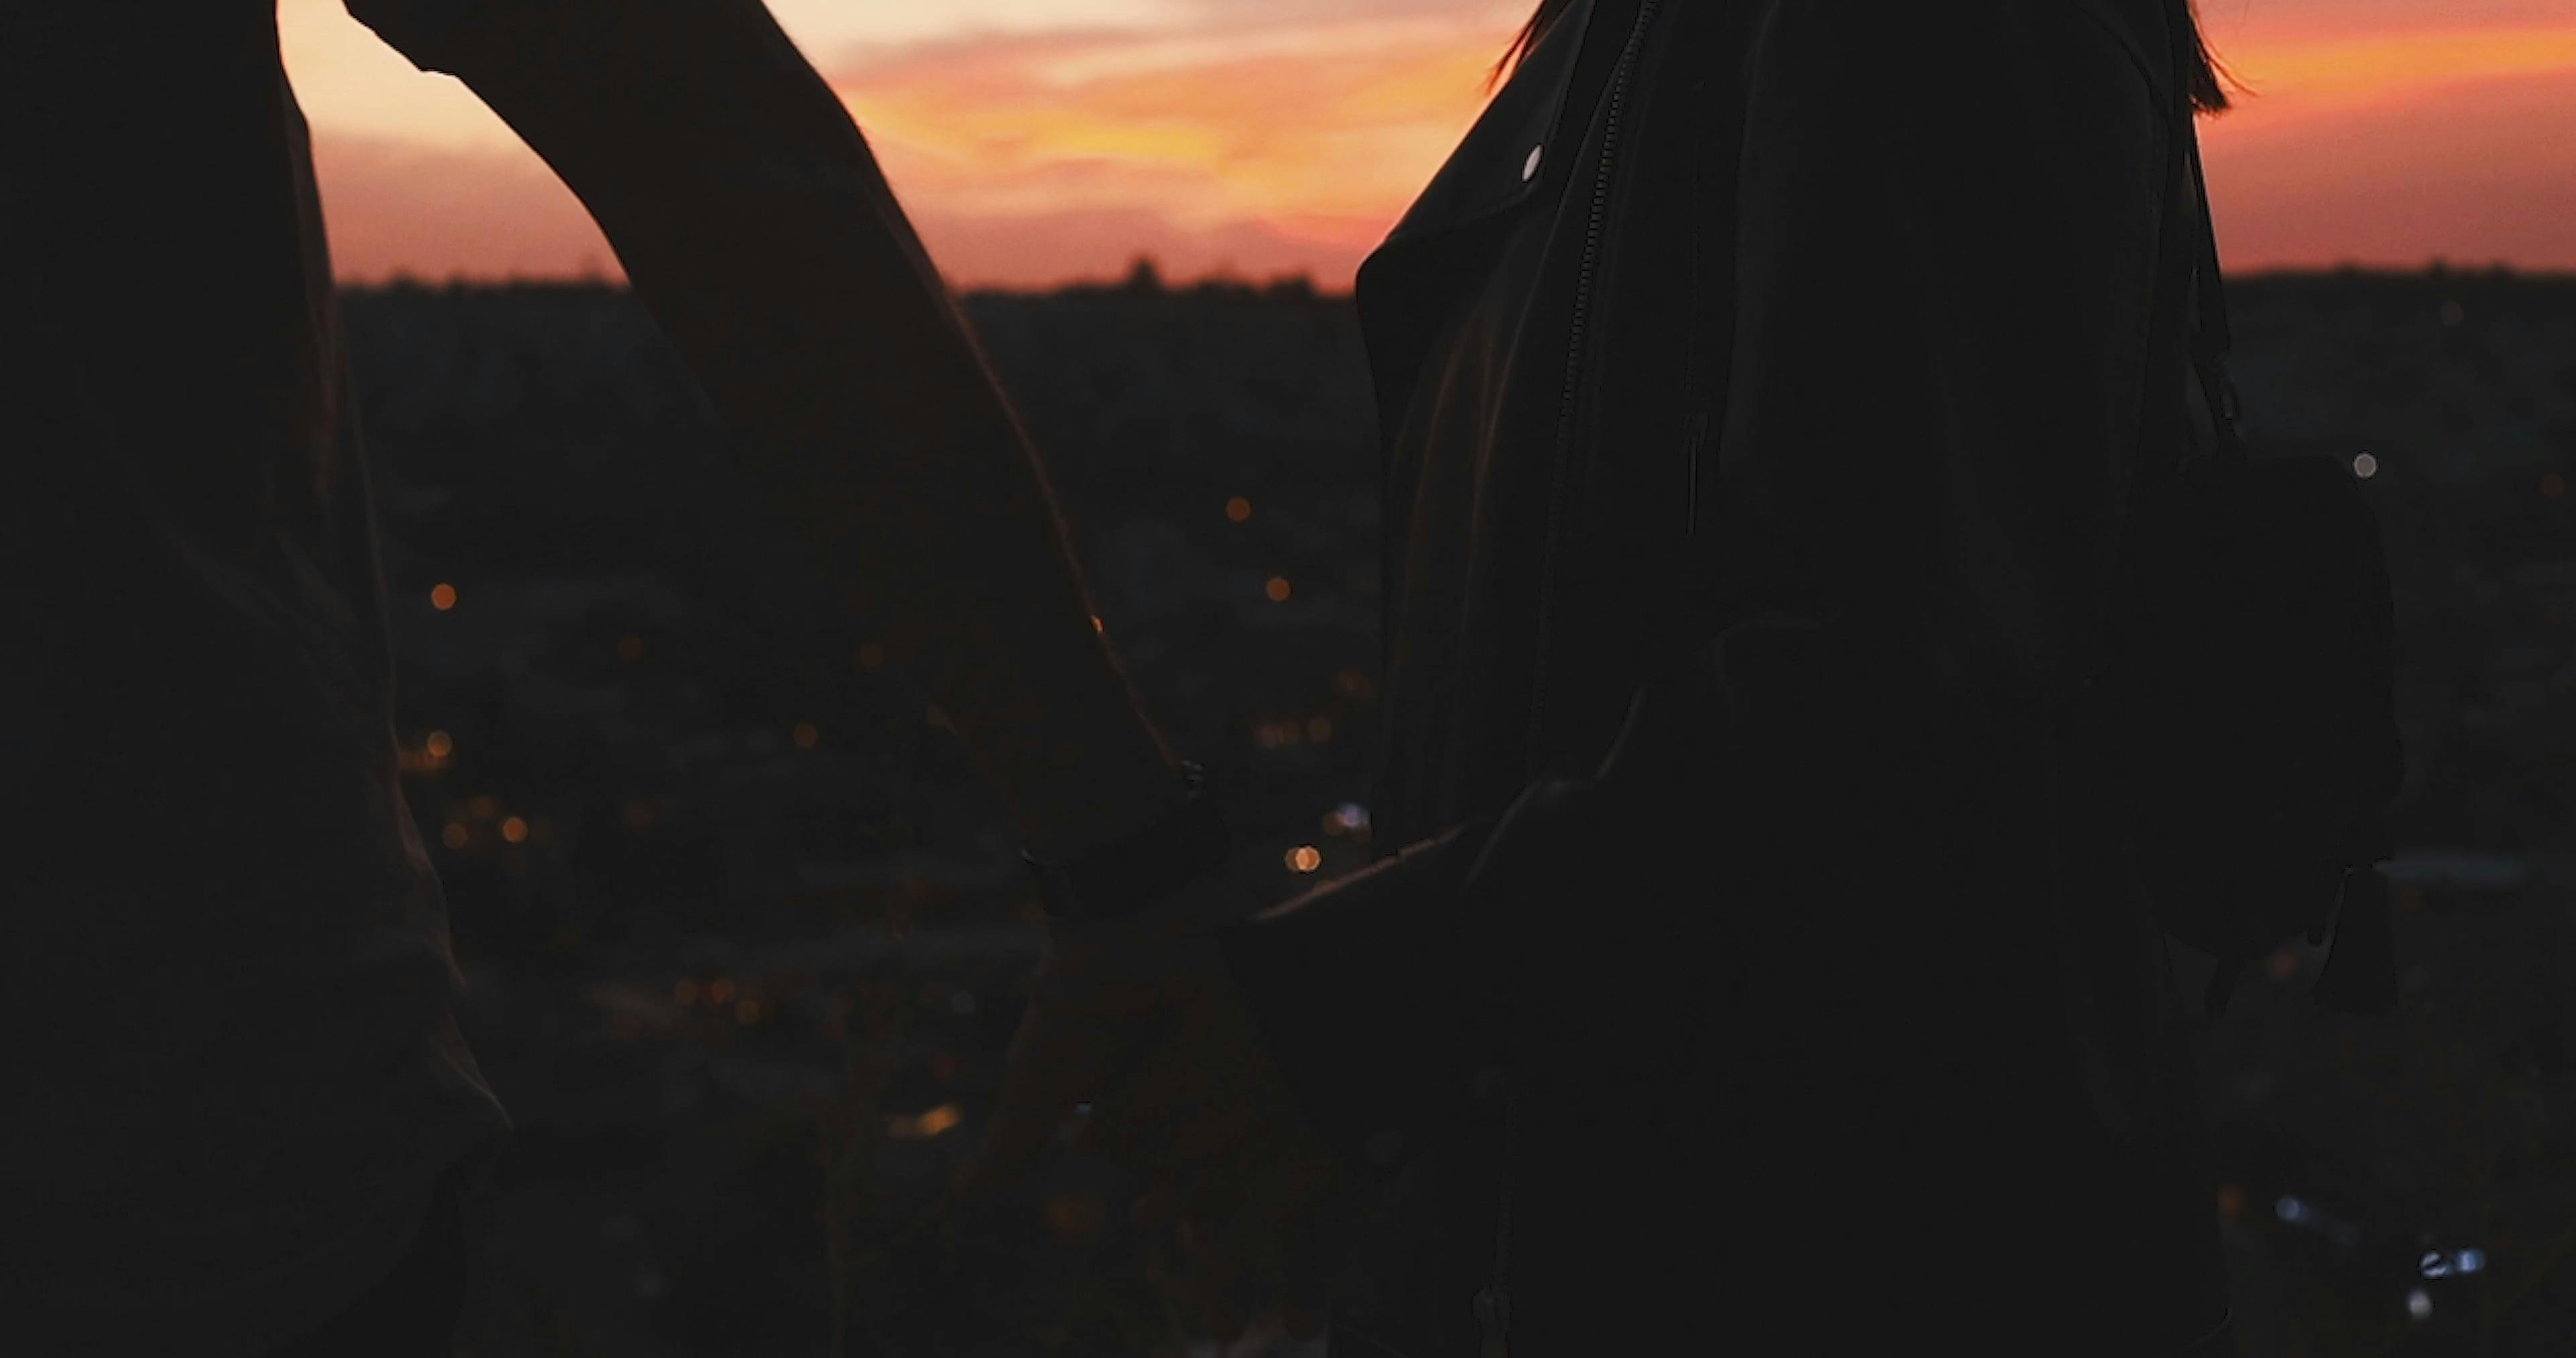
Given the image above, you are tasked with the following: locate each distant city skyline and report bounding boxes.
[280,0,2576,288]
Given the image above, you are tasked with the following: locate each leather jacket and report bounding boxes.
[1216,1,2237,1353]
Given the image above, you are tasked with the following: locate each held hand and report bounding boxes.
[949,876,1254,1210]
[1073,959,1360,1345]
[949,872,1363,1344]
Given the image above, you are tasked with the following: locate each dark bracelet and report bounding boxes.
[1021,761,1231,923]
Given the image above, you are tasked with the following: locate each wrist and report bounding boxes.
[1022,762,1230,923]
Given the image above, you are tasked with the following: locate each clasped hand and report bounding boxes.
[949,885,1360,1344]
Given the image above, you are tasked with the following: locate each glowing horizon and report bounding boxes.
[279,0,2576,289]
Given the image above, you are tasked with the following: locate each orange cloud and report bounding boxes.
[303,11,2576,286]
[830,16,1503,263]
[312,14,1512,289]
[2213,20,2576,123]
[2206,62,2576,272]
[307,130,1385,290]
[312,135,617,283]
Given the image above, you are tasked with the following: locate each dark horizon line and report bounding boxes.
[339,257,2576,301]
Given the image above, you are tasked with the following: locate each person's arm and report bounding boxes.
[1208,818,1501,1180]
[1211,0,2171,1164]
[347,0,1181,858]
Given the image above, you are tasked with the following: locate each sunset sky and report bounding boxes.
[280,0,2576,290]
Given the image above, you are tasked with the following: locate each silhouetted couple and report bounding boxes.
[9,1,2239,1353]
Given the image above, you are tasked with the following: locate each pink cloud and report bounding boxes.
[2206,63,2576,271]
[307,131,1381,290]
[304,13,2576,288]
[311,134,619,283]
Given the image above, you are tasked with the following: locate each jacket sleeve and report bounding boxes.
[341,0,965,467]
[1214,687,1678,1182]
[1214,822,1501,1182]
[1219,0,2171,1167]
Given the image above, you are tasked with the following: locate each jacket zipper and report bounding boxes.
[1683,410,1709,536]
[1527,0,1658,779]
[1489,6,1659,1355]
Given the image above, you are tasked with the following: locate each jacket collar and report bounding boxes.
[1366,0,2179,253]
[2076,0,2180,123]
[1368,0,1597,256]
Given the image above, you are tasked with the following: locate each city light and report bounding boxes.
[500,816,529,844]
[2353,452,2379,479]
[1226,496,1252,522]
[710,978,736,1005]
[425,730,453,758]
[2406,1289,2432,1321]
[441,822,469,849]
[888,1104,965,1139]
[735,999,760,1024]
[429,582,458,611]
[1287,845,1322,872]
[1265,576,1291,602]
[793,722,820,749]
[675,978,700,1005]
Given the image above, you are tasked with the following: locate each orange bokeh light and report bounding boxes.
[913,1104,963,1137]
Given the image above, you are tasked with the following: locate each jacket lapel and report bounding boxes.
[2074,0,2181,122]
[1352,0,1600,473]
[1366,0,1596,262]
